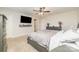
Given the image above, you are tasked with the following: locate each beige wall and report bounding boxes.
[35,10,79,31]
[77,9,79,23]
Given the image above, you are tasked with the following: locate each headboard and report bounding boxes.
[46,21,62,31]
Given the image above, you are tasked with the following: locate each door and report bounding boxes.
[0,15,3,51]
[0,15,7,52]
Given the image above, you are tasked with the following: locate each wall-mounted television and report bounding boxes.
[20,16,32,23]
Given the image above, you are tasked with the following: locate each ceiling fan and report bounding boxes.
[33,7,51,15]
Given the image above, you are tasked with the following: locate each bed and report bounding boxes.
[27,22,63,52]
[27,22,79,52]
[27,29,79,52]
[27,30,60,52]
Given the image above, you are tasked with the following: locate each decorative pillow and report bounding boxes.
[77,29,79,33]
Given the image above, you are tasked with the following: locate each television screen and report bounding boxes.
[20,16,32,23]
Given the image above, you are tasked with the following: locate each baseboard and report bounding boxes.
[6,35,27,40]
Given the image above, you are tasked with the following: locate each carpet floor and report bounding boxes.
[6,36,38,52]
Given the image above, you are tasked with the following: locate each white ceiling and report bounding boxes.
[1,7,78,16]
[4,7,34,16]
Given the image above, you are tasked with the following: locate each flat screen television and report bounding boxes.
[20,16,32,23]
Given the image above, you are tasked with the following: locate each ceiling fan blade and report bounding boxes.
[33,9,42,12]
[44,11,51,12]
[33,10,39,12]
[35,13,38,15]
[33,13,38,15]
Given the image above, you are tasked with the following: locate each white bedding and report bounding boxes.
[49,29,79,51]
[28,29,79,51]
[28,30,58,48]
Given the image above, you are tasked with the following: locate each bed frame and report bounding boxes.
[27,37,48,52]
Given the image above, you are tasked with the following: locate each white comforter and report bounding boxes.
[28,30,58,48]
[28,29,79,51]
[49,29,79,51]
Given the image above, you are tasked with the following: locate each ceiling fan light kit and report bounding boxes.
[38,12,44,15]
[33,7,50,15]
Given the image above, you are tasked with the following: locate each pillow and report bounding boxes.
[77,29,79,33]
[62,25,77,32]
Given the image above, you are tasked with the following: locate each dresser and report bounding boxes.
[0,14,7,52]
